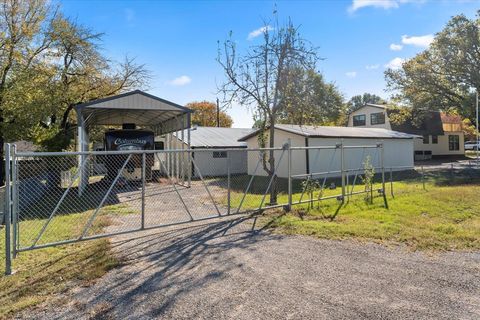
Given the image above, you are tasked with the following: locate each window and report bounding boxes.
[448,135,460,151]
[154,141,164,150]
[423,135,429,144]
[352,114,366,126]
[431,135,438,144]
[213,151,227,158]
[370,112,386,125]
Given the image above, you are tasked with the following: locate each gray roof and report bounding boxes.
[75,90,192,133]
[239,124,420,141]
[175,126,255,148]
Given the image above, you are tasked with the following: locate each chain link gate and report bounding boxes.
[4,141,390,274]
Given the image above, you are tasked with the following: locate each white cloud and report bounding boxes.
[365,64,380,70]
[348,0,421,13]
[401,34,434,48]
[390,43,403,51]
[168,75,191,86]
[385,57,405,70]
[348,0,398,13]
[346,71,357,78]
[247,25,274,40]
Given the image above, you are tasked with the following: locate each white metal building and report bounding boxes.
[162,126,254,177]
[238,124,419,178]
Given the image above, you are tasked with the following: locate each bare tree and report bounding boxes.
[217,18,319,204]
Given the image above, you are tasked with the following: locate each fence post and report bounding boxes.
[4,143,11,275]
[390,167,394,198]
[287,139,292,211]
[421,165,426,190]
[141,152,146,230]
[227,150,231,215]
[340,139,345,203]
[12,144,17,258]
[380,142,388,209]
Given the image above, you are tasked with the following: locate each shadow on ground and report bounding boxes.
[61,215,277,319]
[18,214,480,320]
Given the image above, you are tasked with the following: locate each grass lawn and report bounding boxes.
[0,209,122,318]
[261,171,480,251]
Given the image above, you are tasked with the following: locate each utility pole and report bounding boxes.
[216,98,220,127]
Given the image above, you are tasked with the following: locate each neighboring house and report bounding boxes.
[348,104,392,129]
[347,104,465,159]
[159,126,254,177]
[238,124,418,179]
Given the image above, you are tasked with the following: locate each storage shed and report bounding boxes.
[165,126,254,177]
[238,124,419,178]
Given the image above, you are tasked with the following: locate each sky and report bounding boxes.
[60,0,479,128]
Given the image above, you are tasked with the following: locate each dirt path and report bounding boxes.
[17,215,480,320]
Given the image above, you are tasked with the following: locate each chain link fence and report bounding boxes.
[6,141,467,274]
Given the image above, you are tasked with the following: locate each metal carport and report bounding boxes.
[74,90,192,193]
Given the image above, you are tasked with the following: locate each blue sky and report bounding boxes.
[61,0,479,128]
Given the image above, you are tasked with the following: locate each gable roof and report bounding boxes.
[75,89,192,112]
[239,124,419,141]
[174,126,255,148]
[387,110,461,135]
[348,103,388,115]
[74,90,192,129]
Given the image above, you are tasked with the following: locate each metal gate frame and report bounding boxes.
[3,141,389,275]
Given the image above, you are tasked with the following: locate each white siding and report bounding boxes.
[244,129,306,177]
[308,138,414,177]
[244,128,415,178]
[348,106,391,129]
[192,149,247,177]
[414,132,464,156]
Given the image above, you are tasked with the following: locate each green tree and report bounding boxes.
[218,17,319,204]
[30,16,149,151]
[187,101,233,127]
[0,2,149,156]
[347,93,385,113]
[0,0,55,181]
[385,11,480,122]
[277,68,345,126]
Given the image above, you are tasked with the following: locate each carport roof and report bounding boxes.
[74,90,192,129]
[238,124,420,141]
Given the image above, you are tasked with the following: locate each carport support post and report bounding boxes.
[4,144,11,275]
[180,116,185,184]
[141,152,146,230]
[187,120,191,188]
[287,139,292,211]
[77,110,89,196]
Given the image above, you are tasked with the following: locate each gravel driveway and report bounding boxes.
[18,215,480,320]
